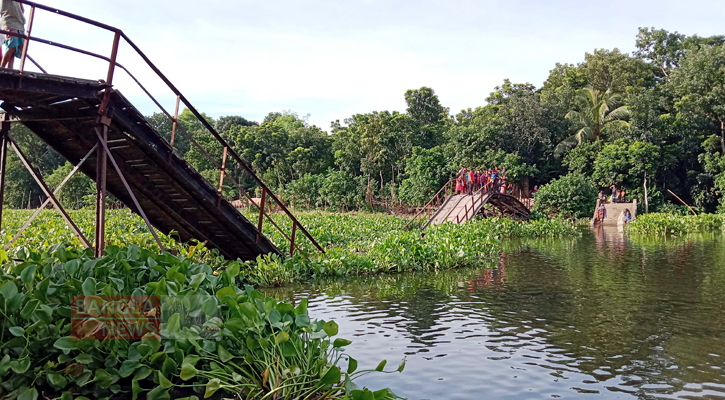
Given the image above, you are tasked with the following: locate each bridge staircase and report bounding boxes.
[0,1,323,261]
[407,180,531,230]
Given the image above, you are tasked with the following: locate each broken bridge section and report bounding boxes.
[0,70,280,261]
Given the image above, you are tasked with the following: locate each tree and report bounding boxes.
[579,48,654,95]
[46,162,94,209]
[635,27,725,82]
[399,147,449,206]
[532,173,598,219]
[670,44,725,153]
[555,87,630,156]
[404,87,449,149]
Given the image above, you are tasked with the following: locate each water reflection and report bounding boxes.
[266,230,725,399]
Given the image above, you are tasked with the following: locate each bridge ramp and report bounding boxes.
[0,70,281,261]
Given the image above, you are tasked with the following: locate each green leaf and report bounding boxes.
[9,326,24,337]
[161,357,178,377]
[217,345,233,363]
[320,365,341,386]
[166,313,180,333]
[47,371,68,390]
[17,386,38,400]
[216,286,236,298]
[347,357,358,374]
[202,297,217,316]
[20,299,40,319]
[20,265,36,284]
[375,360,387,372]
[82,277,96,295]
[323,320,339,337]
[333,338,352,348]
[10,357,30,373]
[0,354,10,376]
[1,281,18,302]
[119,360,141,378]
[147,386,170,400]
[54,337,78,351]
[351,389,375,400]
[158,370,172,388]
[131,379,143,400]
[189,272,206,290]
[225,263,240,281]
[183,355,201,367]
[294,314,310,327]
[61,392,73,400]
[239,302,257,319]
[373,388,394,400]
[94,369,114,389]
[294,298,308,315]
[205,378,221,398]
[275,331,290,344]
[397,357,406,372]
[180,362,197,381]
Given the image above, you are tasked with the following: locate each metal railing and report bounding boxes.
[406,177,519,229]
[1,0,324,258]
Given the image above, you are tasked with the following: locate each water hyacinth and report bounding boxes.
[0,245,403,399]
[629,213,725,236]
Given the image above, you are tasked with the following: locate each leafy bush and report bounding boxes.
[629,213,725,236]
[532,173,598,219]
[0,245,402,399]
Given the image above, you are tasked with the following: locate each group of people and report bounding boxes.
[594,203,632,225]
[455,166,511,195]
[0,0,28,69]
[598,184,626,203]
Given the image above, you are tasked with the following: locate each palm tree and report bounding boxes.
[554,87,630,157]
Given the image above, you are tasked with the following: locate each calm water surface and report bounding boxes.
[267,227,725,399]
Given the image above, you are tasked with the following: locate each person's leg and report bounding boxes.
[2,47,15,68]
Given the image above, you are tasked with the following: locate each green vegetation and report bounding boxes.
[0,244,403,400]
[629,213,725,236]
[532,174,598,219]
[1,210,579,287]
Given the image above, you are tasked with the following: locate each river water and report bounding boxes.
[267,227,725,399]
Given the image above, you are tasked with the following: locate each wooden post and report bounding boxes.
[643,174,649,214]
[257,187,266,243]
[289,221,297,257]
[170,95,180,147]
[18,6,35,74]
[216,146,228,207]
[106,32,121,86]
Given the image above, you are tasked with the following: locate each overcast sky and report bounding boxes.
[24,0,725,129]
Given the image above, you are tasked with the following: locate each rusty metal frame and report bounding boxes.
[2,0,323,258]
[94,126,166,252]
[0,117,9,230]
[7,133,91,248]
[5,144,97,250]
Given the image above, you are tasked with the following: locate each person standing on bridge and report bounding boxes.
[467,169,475,195]
[0,0,25,69]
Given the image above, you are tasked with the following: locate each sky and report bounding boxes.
[22,0,725,130]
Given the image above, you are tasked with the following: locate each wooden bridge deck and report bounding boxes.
[0,70,281,260]
[422,190,530,229]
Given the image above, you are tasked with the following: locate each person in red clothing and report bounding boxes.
[455,176,464,194]
[467,169,475,195]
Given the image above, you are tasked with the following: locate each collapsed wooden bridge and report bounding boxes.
[407,180,532,230]
[0,0,323,261]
